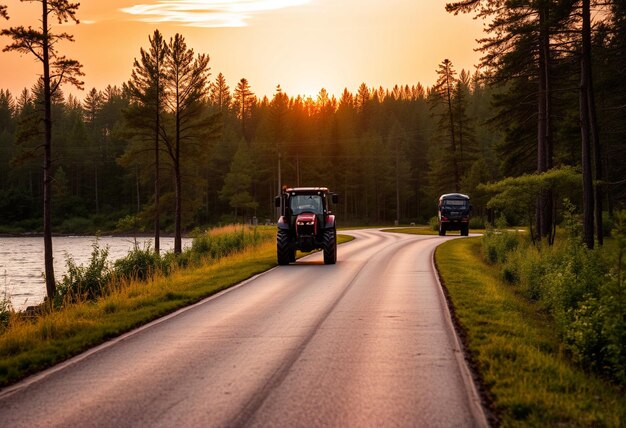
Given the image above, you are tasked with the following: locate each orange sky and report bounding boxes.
[0,0,485,100]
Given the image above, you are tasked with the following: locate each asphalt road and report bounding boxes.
[0,229,487,427]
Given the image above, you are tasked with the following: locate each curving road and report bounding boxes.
[0,229,487,427]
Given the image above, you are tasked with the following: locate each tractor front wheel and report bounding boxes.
[277,230,291,265]
[323,229,337,265]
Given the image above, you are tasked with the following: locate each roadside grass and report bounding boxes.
[435,237,625,426]
[0,233,353,387]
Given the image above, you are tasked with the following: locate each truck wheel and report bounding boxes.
[277,230,291,265]
[323,229,337,265]
[461,225,469,236]
[438,223,446,236]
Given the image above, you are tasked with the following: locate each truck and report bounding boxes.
[438,193,471,236]
[275,187,338,265]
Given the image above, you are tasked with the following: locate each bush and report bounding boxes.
[114,245,169,281]
[481,209,626,385]
[0,288,12,331]
[56,240,112,304]
[602,212,614,237]
[481,219,521,264]
[565,274,625,385]
[469,216,485,229]
[429,216,439,231]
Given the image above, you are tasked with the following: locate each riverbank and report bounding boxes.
[0,235,193,311]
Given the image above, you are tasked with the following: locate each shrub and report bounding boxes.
[429,216,439,231]
[481,218,521,264]
[114,245,168,281]
[481,208,626,385]
[469,216,485,229]
[56,240,112,304]
[0,289,12,331]
[602,212,614,237]
[565,274,625,385]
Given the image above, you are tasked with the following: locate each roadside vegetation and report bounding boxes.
[432,213,625,426]
[0,226,353,387]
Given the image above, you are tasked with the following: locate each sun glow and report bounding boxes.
[121,0,312,27]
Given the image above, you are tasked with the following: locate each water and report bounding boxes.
[0,236,192,311]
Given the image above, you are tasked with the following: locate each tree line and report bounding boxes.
[1,1,625,302]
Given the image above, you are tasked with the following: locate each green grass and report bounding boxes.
[0,233,353,387]
[435,238,625,426]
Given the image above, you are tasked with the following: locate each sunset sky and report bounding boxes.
[1,0,485,100]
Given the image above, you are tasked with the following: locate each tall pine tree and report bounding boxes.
[1,0,84,300]
[162,33,213,254]
[125,30,169,253]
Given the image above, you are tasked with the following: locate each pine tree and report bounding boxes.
[0,90,15,188]
[210,72,231,114]
[1,0,84,301]
[125,30,169,253]
[453,69,477,183]
[83,88,102,127]
[162,33,213,253]
[389,120,414,223]
[271,85,288,194]
[429,59,461,192]
[233,78,255,142]
[82,88,103,212]
[219,141,258,220]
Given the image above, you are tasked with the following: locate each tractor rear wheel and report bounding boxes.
[323,229,337,265]
[277,230,291,265]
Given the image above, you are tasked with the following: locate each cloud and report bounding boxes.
[120,0,311,28]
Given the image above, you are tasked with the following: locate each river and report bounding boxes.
[0,236,192,311]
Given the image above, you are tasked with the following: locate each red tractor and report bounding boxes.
[275,187,339,265]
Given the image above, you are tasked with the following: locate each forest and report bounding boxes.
[0,1,624,239]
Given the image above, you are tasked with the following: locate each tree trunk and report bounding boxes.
[583,0,603,245]
[444,66,460,192]
[136,168,141,213]
[42,0,56,301]
[536,6,552,243]
[580,0,595,249]
[94,163,99,214]
[154,106,161,254]
[174,107,182,254]
[174,162,182,254]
